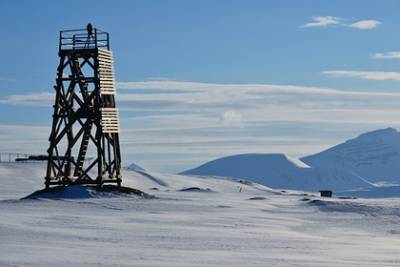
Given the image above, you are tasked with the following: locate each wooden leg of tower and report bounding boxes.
[96,128,103,188]
[45,177,50,189]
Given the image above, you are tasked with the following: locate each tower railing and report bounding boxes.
[59,28,110,51]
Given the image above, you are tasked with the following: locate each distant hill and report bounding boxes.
[126,162,146,172]
[302,128,400,184]
[181,153,372,192]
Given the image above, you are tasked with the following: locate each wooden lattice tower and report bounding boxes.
[45,24,122,188]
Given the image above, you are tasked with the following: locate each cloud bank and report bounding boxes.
[2,80,400,172]
[372,52,400,60]
[323,70,400,81]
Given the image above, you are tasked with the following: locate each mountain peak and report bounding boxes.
[302,127,400,183]
[184,153,310,171]
[356,127,397,140]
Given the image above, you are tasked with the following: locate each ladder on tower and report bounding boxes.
[74,119,93,178]
[71,58,90,100]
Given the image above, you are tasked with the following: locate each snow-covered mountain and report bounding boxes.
[181,153,372,192]
[126,162,146,172]
[302,128,400,184]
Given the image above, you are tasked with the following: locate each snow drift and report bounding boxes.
[24,185,150,199]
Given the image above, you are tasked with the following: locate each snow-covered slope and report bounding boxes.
[302,128,400,184]
[0,162,278,201]
[181,153,372,192]
[0,162,45,199]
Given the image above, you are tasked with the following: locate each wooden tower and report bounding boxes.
[45,24,122,188]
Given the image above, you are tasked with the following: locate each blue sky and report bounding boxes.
[1,0,400,172]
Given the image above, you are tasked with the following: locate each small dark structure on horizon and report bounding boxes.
[320,190,332,198]
[17,155,62,162]
[45,24,122,189]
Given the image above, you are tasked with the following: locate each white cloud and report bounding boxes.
[302,17,381,30]
[372,52,400,60]
[323,70,400,81]
[0,92,53,106]
[349,20,381,29]
[302,16,341,28]
[222,110,243,127]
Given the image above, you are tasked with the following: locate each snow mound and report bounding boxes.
[23,185,150,200]
[178,187,214,192]
[181,153,373,192]
[305,199,377,214]
[336,185,400,199]
[302,127,400,184]
[248,196,267,200]
[305,197,400,217]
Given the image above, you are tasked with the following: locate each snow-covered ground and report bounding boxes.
[1,162,400,266]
